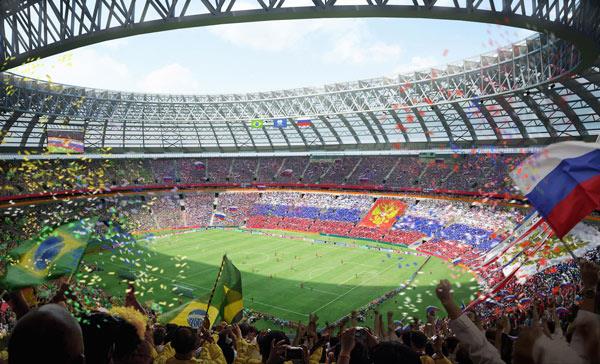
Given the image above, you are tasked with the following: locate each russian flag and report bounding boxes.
[296,118,312,127]
[511,141,600,238]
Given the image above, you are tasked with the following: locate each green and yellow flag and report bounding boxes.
[1,218,97,289]
[210,255,243,324]
[249,119,264,128]
[169,300,219,329]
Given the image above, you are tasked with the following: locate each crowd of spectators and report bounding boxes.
[229,159,259,183]
[206,159,232,183]
[277,157,309,183]
[0,254,598,364]
[418,160,452,189]
[256,159,284,182]
[176,160,206,184]
[385,157,425,187]
[0,154,535,197]
[153,195,185,229]
[347,157,392,185]
[302,161,331,182]
[213,193,260,226]
[182,193,215,228]
[151,159,178,184]
[320,157,361,183]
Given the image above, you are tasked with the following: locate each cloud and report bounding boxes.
[210,18,402,65]
[390,56,440,76]
[99,38,130,50]
[11,48,133,91]
[12,50,201,94]
[138,63,201,94]
[208,19,327,51]
[322,31,401,64]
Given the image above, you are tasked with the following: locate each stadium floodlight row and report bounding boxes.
[0,0,599,153]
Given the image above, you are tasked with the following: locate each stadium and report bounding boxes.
[0,1,599,363]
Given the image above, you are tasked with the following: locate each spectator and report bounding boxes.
[8,304,85,364]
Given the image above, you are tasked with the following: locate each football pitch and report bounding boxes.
[83,229,479,331]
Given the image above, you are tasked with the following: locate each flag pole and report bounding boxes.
[559,238,579,261]
[203,255,226,328]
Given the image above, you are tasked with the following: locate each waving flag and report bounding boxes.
[169,300,219,329]
[208,255,243,324]
[1,218,97,289]
[511,141,600,238]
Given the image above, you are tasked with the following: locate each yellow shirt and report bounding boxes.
[199,341,226,364]
[154,343,176,364]
[165,357,199,364]
[234,338,262,364]
[420,355,435,364]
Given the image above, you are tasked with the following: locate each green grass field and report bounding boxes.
[83,229,479,332]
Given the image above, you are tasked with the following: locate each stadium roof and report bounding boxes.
[0,0,599,153]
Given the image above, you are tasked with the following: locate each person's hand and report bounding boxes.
[202,316,211,331]
[265,339,287,364]
[337,320,346,337]
[531,306,540,327]
[581,260,599,290]
[435,280,453,305]
[365,328,380,347]
[436,280,462,320]
[513,326,543,363]
[232,323,242,339]
[386,311,396,337]
[497,315,510,334]
[340,327,356,355]
[200,327,214,344]
[433,335,443,354]
[301,345,310,364]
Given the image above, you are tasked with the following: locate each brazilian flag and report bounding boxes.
[249,119,264,128]
[210,255,243,324]
[168,300,219,328]
[1,218,97,289]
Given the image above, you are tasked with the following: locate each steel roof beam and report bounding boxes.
[561,78,600,120]
[0,110,23,145]
[388,109,409,143]
[495,96,529,139]
[411,107,432,143]
[539,86,588,137]
[317,115,342,145]
[429,105,454,143]
[517,93,558,138]
[449,103,478,141]
[240,120,258,152]
[19,113,40,149]
[337,114,360,145]
[476,99,503,141]
[1,0,599,72]
[365,111,390,146]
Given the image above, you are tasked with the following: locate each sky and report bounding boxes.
[11,17,534,95]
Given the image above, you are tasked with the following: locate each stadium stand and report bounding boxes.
[1,2,600,362]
